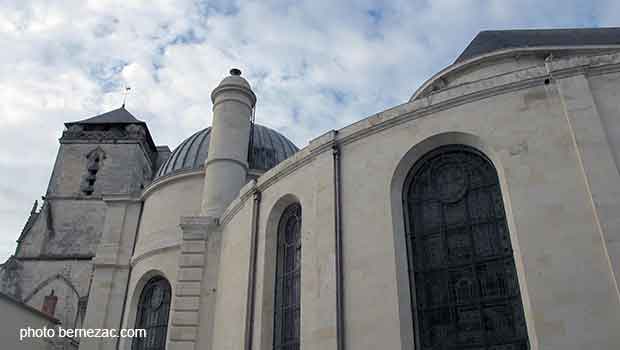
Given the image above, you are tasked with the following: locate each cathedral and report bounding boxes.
[2,27,620,350]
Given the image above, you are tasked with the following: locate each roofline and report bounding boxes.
[0,291,61,324]
[153,123,298,180]
[410,44,620,102]
[63,120,158,156]
[63,120,147,127]
[142,166,267,200]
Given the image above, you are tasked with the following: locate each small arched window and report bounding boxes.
[404,145,530,349]
[273,203,302,350]
[132,276,171,350]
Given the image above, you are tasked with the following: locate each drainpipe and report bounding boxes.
[332,139,345,350]
[245,190,262,350]
[544,53,554,80]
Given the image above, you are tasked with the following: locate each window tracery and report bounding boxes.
[273,203,302,350]
[132,276,171,350]
[404,145,529,350]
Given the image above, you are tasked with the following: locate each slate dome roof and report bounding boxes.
[455,27,620,63]
[155,124,299,180]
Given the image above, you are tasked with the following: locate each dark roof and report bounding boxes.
[456,27,620,63]
[65,106,144,126]
[64,107,157,152]
[155,124,299,179]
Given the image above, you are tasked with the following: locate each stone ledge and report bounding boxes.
[180,216,218,235]
[179,254,205,267]
[171,310,200,326]
[182,230,207,241]
[177,268,203,282]
[169,325,197,341]
[167,340,195,350]
[181,240,206,254]
[174,296,200,311]
[176,282,202,297]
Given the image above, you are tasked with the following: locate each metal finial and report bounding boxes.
[121,86,131,108]
[230,68,242,76]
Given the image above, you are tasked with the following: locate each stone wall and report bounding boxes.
[205,51,620,350]
[26,49,620,350]
[2,121,158,350]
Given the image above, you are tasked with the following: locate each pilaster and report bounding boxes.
[557,73,620,297]
[168,216,218,350]
[79,196,142,350]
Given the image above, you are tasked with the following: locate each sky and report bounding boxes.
[0,0,618,262]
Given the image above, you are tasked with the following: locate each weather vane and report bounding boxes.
[121,85,131,108]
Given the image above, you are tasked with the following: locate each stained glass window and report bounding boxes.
[273,203,302,350]
[404,145,530,350]
[133,276,171,350]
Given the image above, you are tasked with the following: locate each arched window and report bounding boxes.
[273,203,302,350]
[404,145,530,350]
[133,276,171,350]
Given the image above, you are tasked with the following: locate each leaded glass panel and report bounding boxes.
[274,203,302,350]
[132,276,171,350]
[404,145,529,350]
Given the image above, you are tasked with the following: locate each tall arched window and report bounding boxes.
[273,203,302,350]
[133,276,171,350]
[404,145,530,350]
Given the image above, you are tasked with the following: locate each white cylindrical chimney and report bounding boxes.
[201,68,256,217]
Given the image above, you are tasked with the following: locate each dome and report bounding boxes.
[155,124,299,180]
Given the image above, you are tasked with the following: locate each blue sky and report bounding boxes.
[0,0,618,262]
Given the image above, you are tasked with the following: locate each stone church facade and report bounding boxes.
[2,28,620,350]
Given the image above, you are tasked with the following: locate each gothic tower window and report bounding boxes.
[404,145,530,350]
[273,203,302,350]
[80,147,105,195]
[132,277,171,350]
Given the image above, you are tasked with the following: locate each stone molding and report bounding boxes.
[204,157,249,172]
[411,45,620,101]
[220,180,257,226]
[168,215,219,350]
[62,123,147,145]
[131,243,179,267]
[215,51,620,230]
[102,194,142,203]
[60,124,157,165]
[179,216,218,237]
[141,170,204,200]
[211,86,257,108]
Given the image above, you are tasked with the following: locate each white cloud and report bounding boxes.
[0,0,617,261]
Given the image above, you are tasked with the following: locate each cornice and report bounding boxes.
[131,243,180,267]
[141,169,204,199]
[411,45,620,101]
[220,180,257,226]
[161,52,620,230]
[218,51,620,228]
[102,193,142,203]
[60,124,157,168]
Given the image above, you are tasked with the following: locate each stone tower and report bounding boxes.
[201,68,257,217]
[0,107,160,348]
[16,107,158,259]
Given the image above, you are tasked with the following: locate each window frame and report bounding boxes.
[402,144,530,350]
[272,203,302,350]
[132,276,171,350]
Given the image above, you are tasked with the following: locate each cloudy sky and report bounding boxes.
[0,0,618,262]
